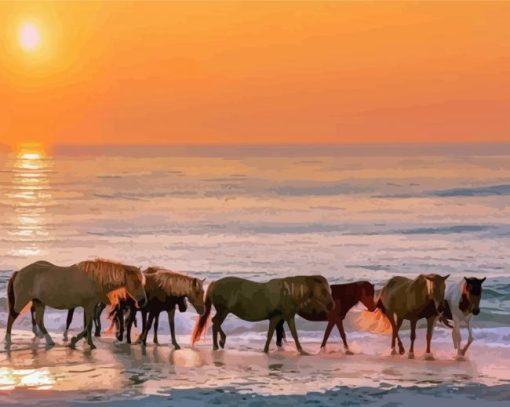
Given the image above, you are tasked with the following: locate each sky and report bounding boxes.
[0,1,509,148]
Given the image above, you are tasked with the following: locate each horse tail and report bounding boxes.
[438,315,453,329]
[7,271,18,318]
[191,285,213,345]
[352,290,392,334]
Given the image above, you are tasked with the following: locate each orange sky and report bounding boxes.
[1,1,509,147]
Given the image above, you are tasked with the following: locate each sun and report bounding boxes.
[19,22,41,52]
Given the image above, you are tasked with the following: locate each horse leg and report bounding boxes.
[30,304,37,336]
[389,313,398,355]
[424,316,436,360]
[320,320,335,351]
[286,316,307,355]
[140,312,156,347]
[336,319,353,355]
[30,304,43,338]
[212,310,228,350]
[63,308,75,342]
[153,311,160,345]
[116,305,125,342]
[94,303,106,337]
[396,317,405,354]
[275,319,285,348]
[134,309,147,345]
[451,318,462,357]
[33,300,55,347]
[263,317,281,353]
[84,304,96,349]
[408,319,417,359]
[70,306,93,348]
[126,306,136,344]
[5,311,19,347]
[168,308,180,349]
[461,319,474,356]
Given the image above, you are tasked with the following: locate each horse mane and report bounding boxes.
[282,276,315,306]
[148,267,197,297]
[77,259,142,299]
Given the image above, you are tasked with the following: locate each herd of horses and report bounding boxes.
[4,259,485,360]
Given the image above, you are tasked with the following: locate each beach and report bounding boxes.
[1,144,510,405]
[1,324,510,406]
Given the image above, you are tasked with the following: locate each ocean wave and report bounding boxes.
[434,184,510,197]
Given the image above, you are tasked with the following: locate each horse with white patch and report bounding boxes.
[442,277,486,359]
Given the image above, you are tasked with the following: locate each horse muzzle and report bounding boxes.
[136,296,147,308]
[473,308,480,316]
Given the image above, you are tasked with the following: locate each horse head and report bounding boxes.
[424,274,449,315]
[462,277,486,315]
[125,266,147,308]
[359,282,377,312]
[188,278,206,315]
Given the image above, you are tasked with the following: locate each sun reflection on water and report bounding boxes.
[0,367,56,390]
[6,145,54,257]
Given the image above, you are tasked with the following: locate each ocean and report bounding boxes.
[0,144,509,405]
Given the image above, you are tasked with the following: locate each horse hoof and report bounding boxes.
[89,344,97,350]
[344,349,354,356]
[94,332,101,338]
[390,348,398,356]
[219,340,225,349]
[399,347,405,355]
[173,344,181,350]
[319,346,326,353]
[298,349,310,356]
[408,352,415,359]
[424,353,435,361]
[455,354,466,361]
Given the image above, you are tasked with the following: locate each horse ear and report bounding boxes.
[443,274,450,281]
[480,277,486,283]
[464,277,469,282]
[202,278,206,283]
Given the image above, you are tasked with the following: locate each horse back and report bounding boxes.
[15,261,97,309]
[380,276,428,318]
[209,277,288,322]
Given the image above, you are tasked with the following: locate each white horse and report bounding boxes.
[443,277,485,359]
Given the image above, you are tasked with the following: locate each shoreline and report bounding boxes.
[1,328,510,406]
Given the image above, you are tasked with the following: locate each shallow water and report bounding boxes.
[1,144,510,404]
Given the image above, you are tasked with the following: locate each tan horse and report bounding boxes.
[375,274,449,360]
[5,259,147,350]
[192,275,334,354]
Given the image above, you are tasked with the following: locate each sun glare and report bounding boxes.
[20,152,42,160]
[19,22,41,52]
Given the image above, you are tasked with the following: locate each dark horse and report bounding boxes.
[275,281,376,353]
[112,267,206,348]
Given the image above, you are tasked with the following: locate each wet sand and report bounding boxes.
[1,328,509,406]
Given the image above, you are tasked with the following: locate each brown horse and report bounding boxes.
[275,281,376,353]
[372,274,449,360]
[5,259,147,349]
[112,267,205,348]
